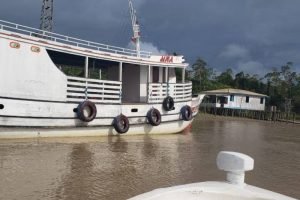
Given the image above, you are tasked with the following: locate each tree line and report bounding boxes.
[187,58,300,114]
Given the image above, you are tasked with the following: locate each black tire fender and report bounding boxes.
[147,108,161,126]
[163,96,174,111]
[181,105,193,121]
[77,100,97,122]
[113,114,130,134]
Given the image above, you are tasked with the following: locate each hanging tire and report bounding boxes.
[113,114,130,134]
[77,100,97,122]
[147,108,161,126]
[163,96,174,111]
[181,105,193,121]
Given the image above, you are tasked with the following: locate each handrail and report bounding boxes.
[148,82,192,103]
[0,19,152,58]
[66,76,122,103]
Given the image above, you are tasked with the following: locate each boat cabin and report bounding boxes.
[46,49,189,104]
[0,19,191,105]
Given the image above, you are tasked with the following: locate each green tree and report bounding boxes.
[216,68,233,87]
[191,57,213,92]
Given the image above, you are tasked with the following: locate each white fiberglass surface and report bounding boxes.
[140,192,270,200]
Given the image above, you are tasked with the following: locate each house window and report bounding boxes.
[246,96,250,103]
[260,97,264,104]
[219,96,228,104]
[230,95,234,102]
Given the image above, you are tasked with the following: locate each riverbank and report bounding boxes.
[196,112,300,125]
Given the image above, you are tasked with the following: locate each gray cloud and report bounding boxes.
[1,0,299,74]
[220,44,250,60]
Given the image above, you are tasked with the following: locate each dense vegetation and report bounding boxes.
[187,58,300,114]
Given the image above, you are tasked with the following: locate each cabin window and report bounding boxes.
[88,58,119,81]
[230,95,234,102]
[260,97,264,104]
[0,104,4,109]
[246,96,250,103]
[47,49,86,77]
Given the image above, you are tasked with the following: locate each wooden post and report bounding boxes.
[119,62,123,82]
[293,113,296,123]
[148,65,151,83]
[165,67,169,83]
[182,68,185,83]
[85,56,89,78]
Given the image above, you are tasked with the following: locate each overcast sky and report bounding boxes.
[1,0,299,75]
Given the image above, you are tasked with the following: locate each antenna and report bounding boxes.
[128,0,141,57]
[40,0,54,32]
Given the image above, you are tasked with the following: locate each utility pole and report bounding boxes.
[40,0,54,32]
[128,0,141,57]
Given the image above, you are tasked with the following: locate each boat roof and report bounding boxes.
[202,88,268,97]
[0,19,188,68]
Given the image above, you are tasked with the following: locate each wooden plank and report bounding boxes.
[67,76,122,84]
[66,98,121,104]
[87,83,121,89]
[67,93,120,99]
[67,88,121,94]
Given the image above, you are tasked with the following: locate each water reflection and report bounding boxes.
[56,144,94,200]
[108,135,129,153]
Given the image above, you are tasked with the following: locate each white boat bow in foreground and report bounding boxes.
[129,151,296,200]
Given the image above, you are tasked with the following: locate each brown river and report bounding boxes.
[0,115,299,200]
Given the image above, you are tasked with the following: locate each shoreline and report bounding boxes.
[197,112,300,124]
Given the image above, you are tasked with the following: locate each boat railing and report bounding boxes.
[148,82,192,103]
[66,76,122,104]
[0,19,152,58]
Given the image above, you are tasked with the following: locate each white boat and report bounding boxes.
[129,151,297,200]
[0,1,204,138]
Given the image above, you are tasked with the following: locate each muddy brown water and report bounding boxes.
[0,115,299,200]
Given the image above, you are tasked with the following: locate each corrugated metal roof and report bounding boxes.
[202,88,267,97]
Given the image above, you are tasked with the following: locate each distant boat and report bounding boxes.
[129,151,297,200]
[0,1,204,138]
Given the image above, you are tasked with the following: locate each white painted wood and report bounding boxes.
[119,62,122,81]
[66,76,122,103]
[148,82,192,103]
[203,94,266,111]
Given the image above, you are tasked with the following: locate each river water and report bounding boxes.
[0,115,299,200]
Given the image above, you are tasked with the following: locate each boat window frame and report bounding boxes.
[46,49,86,78]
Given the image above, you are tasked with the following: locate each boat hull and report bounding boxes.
[0,119,193,139]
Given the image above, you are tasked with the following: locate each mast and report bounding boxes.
[40,0,54,32]
[128,0,141,57]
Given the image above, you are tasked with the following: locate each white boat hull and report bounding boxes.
[0,119,193,139]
